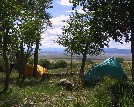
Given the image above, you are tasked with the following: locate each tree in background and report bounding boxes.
[31,0,52,77]
[71,0,134,81]
[0,0,52,92]
[57,11,108,78]
[16,0,52,78]
[0,0,21,92]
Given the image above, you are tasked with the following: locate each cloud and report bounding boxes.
[40,13,131,49]
[108,41,131,49]
[40,31,60,48]
[107,37,131,49]
[50,15,69,27]
[57,0,73,6]
[47,28,62,35]
[40,15,69,48]
[40,34,64,48]
[66,7,85,14]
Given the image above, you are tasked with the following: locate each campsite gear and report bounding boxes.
[25,65,48,77]
[84,57,127,83]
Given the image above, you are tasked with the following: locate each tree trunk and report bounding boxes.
[2,28,10,92]
[79,44,89,78]
[20,43,25,82]
[16,49,22,82]
[70,52,73,72]
[3,54,10,92]
[130,0,134,81]
[33,39,39,77]
[131,29,134,82]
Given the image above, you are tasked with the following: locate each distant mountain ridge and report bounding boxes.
[103,48,131,55]
[40,48,66,54]
[40,48,131,55]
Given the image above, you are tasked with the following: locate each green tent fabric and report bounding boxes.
[84,57,127,83]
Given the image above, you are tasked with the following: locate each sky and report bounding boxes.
[40,0,131,49]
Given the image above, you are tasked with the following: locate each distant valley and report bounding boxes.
[39,48,131,55]
[39,48,131,61]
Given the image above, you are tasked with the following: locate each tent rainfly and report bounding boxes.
[84,57,127,83]
[25,65,48,77]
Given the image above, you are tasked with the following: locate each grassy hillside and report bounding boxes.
[0,60,133,107]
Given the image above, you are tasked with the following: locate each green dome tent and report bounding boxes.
[84,57,127,83]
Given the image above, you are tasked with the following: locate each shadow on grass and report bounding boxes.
[0,89,21,107]
[110,81,134,106]
[16,78,48,88]
[82,77,134,106]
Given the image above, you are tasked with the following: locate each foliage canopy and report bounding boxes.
[71,0,134,81]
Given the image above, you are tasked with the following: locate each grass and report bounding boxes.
[0,77,133,107]
[0,61,133,107]
[121,62,132,77]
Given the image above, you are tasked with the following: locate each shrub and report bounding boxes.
[38,59,68,69]
[86,59,94,64]
[28,58,34,65]
[49,62,56,69]
[38,59,51,69]
[117,57,124,63]
[54,60,68,69]
[68,62,80,68]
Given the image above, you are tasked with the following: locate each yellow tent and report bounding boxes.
[25,65,48,77]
